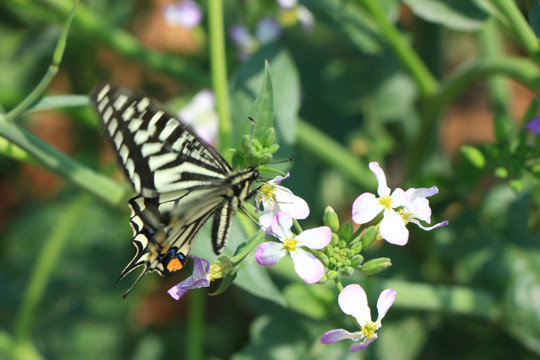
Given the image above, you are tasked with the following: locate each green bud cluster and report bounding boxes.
[319,206,392,281]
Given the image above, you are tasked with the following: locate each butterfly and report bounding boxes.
[90,84,259,296]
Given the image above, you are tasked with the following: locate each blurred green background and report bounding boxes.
[2,0,540,359]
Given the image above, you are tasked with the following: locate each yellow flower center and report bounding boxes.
[361,321,378,340]
[283,237,297,252]
[397,208,410,224]
[260,184,275,198]
[379,195,393,209]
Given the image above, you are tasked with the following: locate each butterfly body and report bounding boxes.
[90,84,258,295]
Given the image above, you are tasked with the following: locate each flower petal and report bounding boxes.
[526,116,540,135]
[270,211,293,239]
[163,0,202,28]
[255,242,287,266]
[290,248,324,283]
[258,211,276,233]
[376,289,396,322]
[349,336,377,352]
[338,284,371,326]
[379,210,408,246]
[369,162,391,197]
[295,226,331,249]
[320,329,359,344]
[411,219,449,231]
[167,257,211,300]
[352,193,382,225]
[274,188,310,219]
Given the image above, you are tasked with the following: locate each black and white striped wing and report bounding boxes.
[90,84,258,295]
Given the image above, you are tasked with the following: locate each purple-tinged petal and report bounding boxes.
[271,173,290,186]
[179,89,218,146]
[379,210,408,246]
[255,242,287,266]
[406,186,438,200]
[259,211,276,233]
[295,226,331,249]
[526,116,540,135]
[349,337,377,352]
[369,162,391,197]
[163,0,202,29]
[270,211,294,239]
[256,17,282,44]
[411,219,449,231]
[352,193,382,225]
[376,289,396,322]
[167,257,210,300]
[338,284,370,326]
[320,329,358,344]
[290,248,325,283]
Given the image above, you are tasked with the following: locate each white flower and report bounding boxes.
[255,212,331,283]
[320,284,396,352]
[256,173,309,232]
[352,162,447,245]
[178,89,218,146]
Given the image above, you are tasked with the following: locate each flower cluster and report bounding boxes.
[167,161,447,352]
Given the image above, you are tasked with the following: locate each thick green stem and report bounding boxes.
[186,289,206,360]
[408,56,540,175]
[0,119,129,209]
[361,0,438,97]
[208,0,232,155]
[489,0,540,59]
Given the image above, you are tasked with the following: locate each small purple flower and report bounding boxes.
[163,0,202,29]
[256,212,331,283]
[168,256,210,300]
[179,89,218,146]
[321,284,396,352]
[352,162,447,246]
[256,173,309,232]
[525,116,540,135]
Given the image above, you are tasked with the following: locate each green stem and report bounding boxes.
[0,118,129,209]
[296,119,376,189]
[186,289,206,360]
[5,0,77,122]
[230,230,266,264]
[292,219,303,234]
[208,0,232,155]
[378,279,499,320]
[361,0,438,97]
[489,0,540,59]
[14,195,89,343]
[408,56,540,175]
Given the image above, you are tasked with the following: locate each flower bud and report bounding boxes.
[330,233,339,247]
[339,221,354,242]
[319,253,329,267]
[209,256,233,280]
[351,254,364,267]
[262,127,275,147]
[339,266,355,277]
[326,270,338,281]
[361,257,392,275]
[323,206,340,233]
[338,240,347,249]
[360,226,378,249]
[351,242,363,253]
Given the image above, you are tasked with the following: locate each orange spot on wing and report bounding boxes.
[167,258,183,272]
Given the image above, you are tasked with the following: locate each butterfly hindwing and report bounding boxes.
[90,84,259,296]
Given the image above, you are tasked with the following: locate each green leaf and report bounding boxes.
[282,283,334,319]
[230,43,301,147]
[504,247,540,355]
[235,262,286,306]
[403,0,488,31]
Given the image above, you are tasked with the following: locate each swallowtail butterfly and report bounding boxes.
[90,84,259,296]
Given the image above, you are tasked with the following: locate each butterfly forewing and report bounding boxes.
[90,84,259,296]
